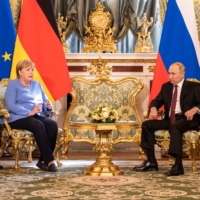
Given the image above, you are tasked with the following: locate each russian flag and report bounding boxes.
[149,0,200,104]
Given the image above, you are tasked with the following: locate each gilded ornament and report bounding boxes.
[159,0,168,25]
[135,13,154,53]
[194,0,200,44]
[57,13,68,53]
[85,56,113,81]
[83,129,124,176]
[147,65,155,72]
[82,2,117,53]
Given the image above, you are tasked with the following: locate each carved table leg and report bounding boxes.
[83,130,124,176]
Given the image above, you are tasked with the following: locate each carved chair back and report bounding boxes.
[63,76,143,145]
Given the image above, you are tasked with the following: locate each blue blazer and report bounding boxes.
[0,79,50,124]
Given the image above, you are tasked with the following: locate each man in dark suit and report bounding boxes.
[134,62,200,176]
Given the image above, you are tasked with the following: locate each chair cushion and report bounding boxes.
[155,130,199,140]
[0,86,6,109]
[2,128,35,154]
[12,129,35,138]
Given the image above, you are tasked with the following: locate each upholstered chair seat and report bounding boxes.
[154,126,200,172]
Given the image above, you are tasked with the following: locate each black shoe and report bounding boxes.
[36,161,48,171]
[48,163,57,172]
[133,161,158,172]
[166,164,184,176]
[0,165,3,169]
[133,160,148,170]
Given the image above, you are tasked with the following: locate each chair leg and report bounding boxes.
[190,140,197,172]
[54,129,71,166]
[13,140,20,169]
[54,132,64,167]
[28,145,33,163]
[138,144,146,159]
[54,148,62,167]
[169,156,174,165]
[0,142,8,157]
[61,142,70,155]
[61,130,72,155]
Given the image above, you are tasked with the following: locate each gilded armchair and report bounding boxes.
[144,79,200,172]
[0,78,62,169]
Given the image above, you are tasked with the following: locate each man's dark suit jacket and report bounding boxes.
[149,80,200,129]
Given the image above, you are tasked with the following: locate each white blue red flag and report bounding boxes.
[149,0,200,104]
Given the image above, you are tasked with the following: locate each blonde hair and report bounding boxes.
[16,60,35,78]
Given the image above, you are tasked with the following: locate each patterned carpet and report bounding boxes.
[0,159,200,199]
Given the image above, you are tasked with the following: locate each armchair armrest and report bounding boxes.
[0,108,12,138]
[44,110,59,118]
[143,110,165,119]
[0,108,10,120]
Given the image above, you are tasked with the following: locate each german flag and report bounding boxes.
[10,0,71,102]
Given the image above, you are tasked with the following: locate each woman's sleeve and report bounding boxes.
[5,81,31,115]
[39,83,52,111]
[39,83,49,103]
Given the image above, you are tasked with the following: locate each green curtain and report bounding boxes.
[52,0,162,53]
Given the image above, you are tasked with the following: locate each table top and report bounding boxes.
[67,120,140,130]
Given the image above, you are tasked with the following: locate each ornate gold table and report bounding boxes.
[68,121,140,176]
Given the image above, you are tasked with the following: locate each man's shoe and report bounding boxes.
[166,164,184,176]
[133,161,158,172]
[0,165,3,169]
[36,161,48,171]
[133,160,148,170]
[48,163,57,172]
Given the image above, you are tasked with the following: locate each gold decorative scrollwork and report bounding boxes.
[194,0,200,44]
[83,129,124,176]
[82,2,117,53]
[85,56,112,81]
[147,65,155,72]
[135,13,154,53]
[0,78,9,87]
[67,58,156,63]
[159,0,168,25]
[57,13,68,53]
[10,0,22,30]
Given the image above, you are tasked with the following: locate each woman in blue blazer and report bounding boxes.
[1,59,58,172]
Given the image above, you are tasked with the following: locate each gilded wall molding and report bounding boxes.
[147,65,155,72]
[66,59,156,63]
[68,65,144,72]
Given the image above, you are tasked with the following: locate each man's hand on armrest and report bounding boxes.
[149,107,158,120]
[185,107,199,121]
